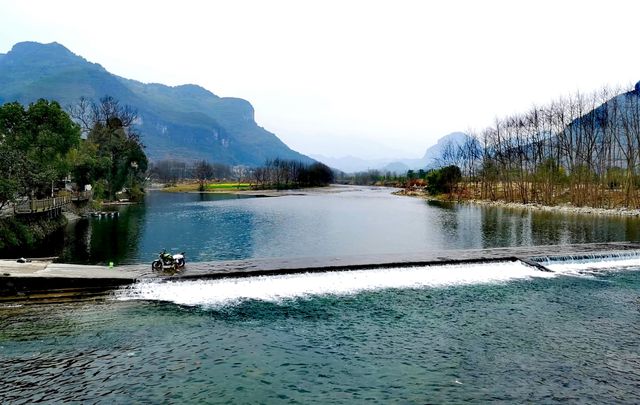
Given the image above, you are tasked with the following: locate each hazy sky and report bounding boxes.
[1,0,640,159]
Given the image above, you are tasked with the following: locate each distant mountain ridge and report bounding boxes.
[0,41,314,166]
[314,132,471,173]
[309,154,394,173]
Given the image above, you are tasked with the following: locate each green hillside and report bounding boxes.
[0,41,314,166]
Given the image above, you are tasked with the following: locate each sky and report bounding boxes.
[1,0,640,159]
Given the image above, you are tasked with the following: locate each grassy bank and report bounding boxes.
[162,182,252,192]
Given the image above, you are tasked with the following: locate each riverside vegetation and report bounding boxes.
[0,97,333,254]
[0,97,147,252]
[152,158,334,192]
[400,83,640,211]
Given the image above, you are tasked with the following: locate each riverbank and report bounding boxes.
[396,189,640,217]
[161,182,251,193]
[159,181,360,195]
[462,199,640,217]
[161,183,360,197]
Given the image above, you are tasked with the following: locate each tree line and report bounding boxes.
[151,160,235,183]
[252,158,334,188]
[333,170,406,186]
[151,158,335,190]
[438,84,640,208]
[69,96,148,201]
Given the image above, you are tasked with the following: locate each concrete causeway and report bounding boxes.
[2,241,640,300]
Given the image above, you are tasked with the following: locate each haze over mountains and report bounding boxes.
[312,132,470,173]
[0,41,313,166]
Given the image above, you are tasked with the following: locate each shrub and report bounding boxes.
[426,165,462,194]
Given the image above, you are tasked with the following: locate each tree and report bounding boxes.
[0,145,24,209]
[67,140,104,191]
[426,165,461,195]
[194,160,214,191]
[0,100,81,199]
[70,96,148,200]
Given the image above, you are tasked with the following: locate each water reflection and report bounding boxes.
[428,199,640,249]
[60,202,147,265]
[18,188,640,264]
[159,193,258,262]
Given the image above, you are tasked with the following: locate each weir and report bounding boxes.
[1,241,640,300]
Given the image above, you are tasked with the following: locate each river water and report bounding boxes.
[42,186,640,264]
[2,187,640,403]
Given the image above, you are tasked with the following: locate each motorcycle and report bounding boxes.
[152,249,186,271]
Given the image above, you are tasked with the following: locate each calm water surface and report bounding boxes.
[38,186,640,264]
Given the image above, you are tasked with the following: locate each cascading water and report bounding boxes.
[530,250,640,274]
[115,253,640,308]
[115,260,556,307]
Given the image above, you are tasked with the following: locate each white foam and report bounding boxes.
[545,257,640,275]
[115,261,555,307]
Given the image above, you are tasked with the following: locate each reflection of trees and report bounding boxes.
[479,206,639,247]
[59,219,91,263]
[60,203,146,265]
[430,200,640,249]
[480,208,535,247]
[426,200,484,249]
[92,204,145,265]
[50,193,640,264]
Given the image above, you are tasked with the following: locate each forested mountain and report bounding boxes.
[0,41,314,166]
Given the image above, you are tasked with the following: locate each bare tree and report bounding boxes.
[193,160,214,191]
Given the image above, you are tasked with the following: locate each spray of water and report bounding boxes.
[115,260,558,307]
[544,257,640,275]
[115,252,640,307]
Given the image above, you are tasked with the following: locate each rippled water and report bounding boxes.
[2,260,639,403]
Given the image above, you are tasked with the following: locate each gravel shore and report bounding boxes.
[462,199,640,217]
[396,189,640,217]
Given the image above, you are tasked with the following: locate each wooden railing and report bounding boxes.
[14,195,71,214]
[71,190,93,201]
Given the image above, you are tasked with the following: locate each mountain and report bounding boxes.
[419,132,468,164]
[314,132,471,173]
[309,154,397,173]
[0,41,314,166]
[383,131,471,171]
[566,84,640,138]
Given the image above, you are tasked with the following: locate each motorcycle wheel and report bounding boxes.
[151,260,163,270]
[176,258,185,268]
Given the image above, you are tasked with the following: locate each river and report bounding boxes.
[1,186,639,403]
[42,186,640,265]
